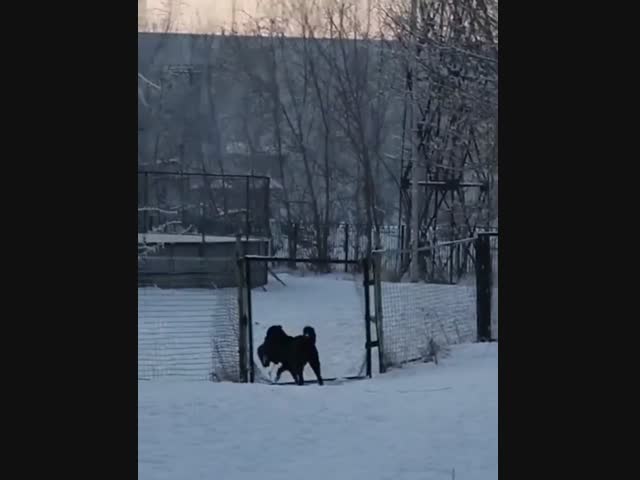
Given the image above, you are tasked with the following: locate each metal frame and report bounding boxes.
[138,170,271,239]
[237,255,375,384]
[137,169,270,181]
[371,231,498,374]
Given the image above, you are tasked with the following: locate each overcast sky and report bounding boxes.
[141,0,376,33]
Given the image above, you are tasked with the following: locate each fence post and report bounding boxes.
[344,224,350,273]
[449,243,454,284]
[245,176,250,240]
[373,252,386,373]
[475,234,492,342]
[199,202,205,257]
[362,257,373,378]
[143,172,149,232]
[265,178,271,239]
[289,222,298,270]
[235,242,248,383]
[180,172,187,229]
[244,257,255,383]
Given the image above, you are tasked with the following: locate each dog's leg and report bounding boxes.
[294,366,305,386]
[274,365,286,383]
[309,348,324,385]
[278,362,297,384]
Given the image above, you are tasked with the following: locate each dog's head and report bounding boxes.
[265,325,287,341]
[258,325,288,367]
[257,343,270,368]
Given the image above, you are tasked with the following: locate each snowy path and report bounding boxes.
[138,343,498,480]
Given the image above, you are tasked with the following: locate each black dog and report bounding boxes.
[257,325,323,386]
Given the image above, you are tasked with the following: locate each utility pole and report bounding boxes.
[409,0,420,282]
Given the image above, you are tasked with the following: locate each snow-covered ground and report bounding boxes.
[138,342,498,480]
[139,273,498,479]
[139,272,497,381]
[252,272,368,380]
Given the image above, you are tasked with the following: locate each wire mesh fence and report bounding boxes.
[269,222,402,271]
[374,236,494,370]
[138,254,266,289]
[137,257,242,382]
[138,170,271,239]
[138,256,238,289]
[137,226,498,380]
[268,222,486,280]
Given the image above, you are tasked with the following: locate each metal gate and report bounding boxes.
[236,255,377,384]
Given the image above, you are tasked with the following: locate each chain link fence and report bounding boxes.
[138,171,271,239]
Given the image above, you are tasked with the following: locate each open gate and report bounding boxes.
[236,255,380,384]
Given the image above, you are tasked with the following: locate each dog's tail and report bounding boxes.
[303,326,316,344]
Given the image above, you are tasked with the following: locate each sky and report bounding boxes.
[141,0,240,31]
[141,0,377,33]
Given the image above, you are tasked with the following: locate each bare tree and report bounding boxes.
[304,1,399,256]
[138,0,497,268]
[381,0,498,270]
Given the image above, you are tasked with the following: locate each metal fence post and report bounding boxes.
[373,251,386,373]
[291,222,299,269]
[449,243,454,284]
[475,234,492,342]
[236,254,248,383]
[244,256,255,383]
[363,257,373,378]
[245,176,250,240]
[344,224,350,272]
[143,172,149,232]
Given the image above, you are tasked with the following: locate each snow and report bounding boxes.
[138,343,498,480]
[138,273,368,381]
[138,233,268,244]
[138,273,498,479]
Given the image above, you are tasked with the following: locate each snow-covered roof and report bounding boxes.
[138,233,267,244]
